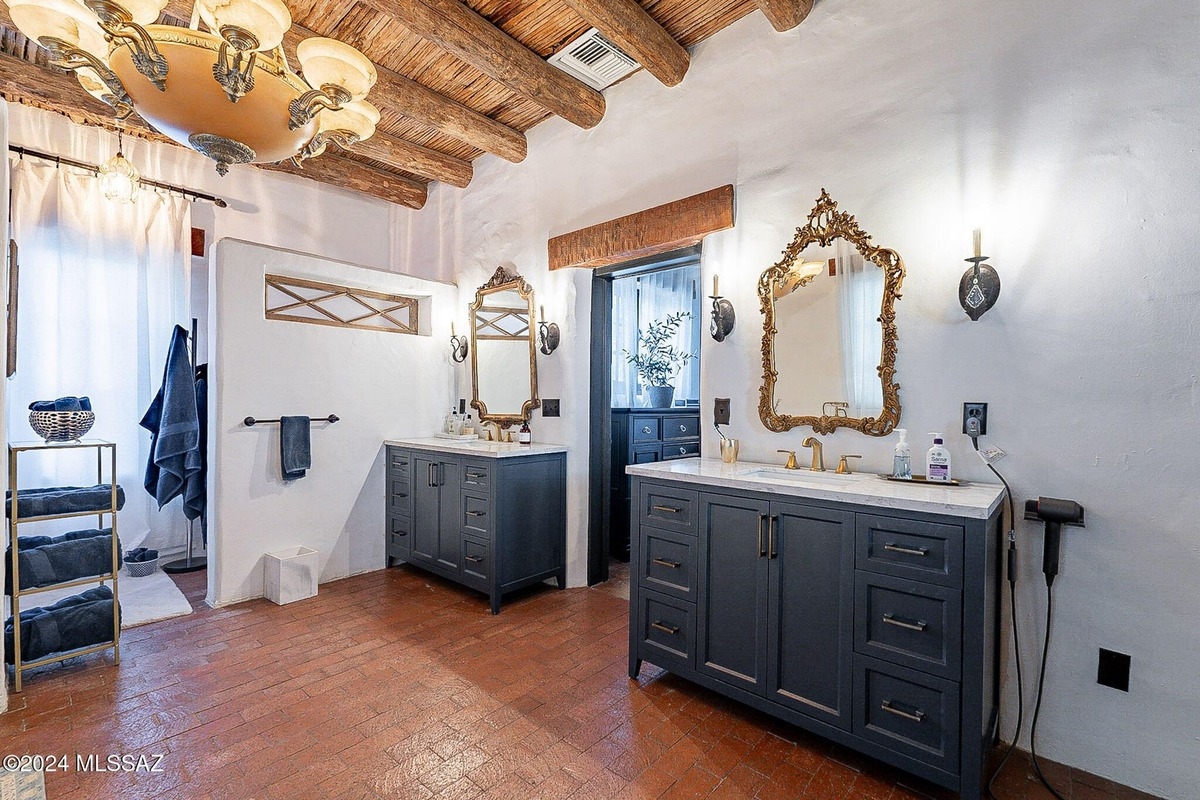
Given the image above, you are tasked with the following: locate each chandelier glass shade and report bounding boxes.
[9,0,380,176]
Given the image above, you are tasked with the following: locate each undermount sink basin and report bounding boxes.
[737,467,871,483]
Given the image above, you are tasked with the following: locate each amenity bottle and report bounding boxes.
[926,433,952,483]
[892,429,912,479]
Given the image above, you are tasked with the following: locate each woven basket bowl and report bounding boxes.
[125,558,158,578]
[29,410,95,442]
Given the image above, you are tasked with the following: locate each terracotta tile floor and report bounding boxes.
[2,567,1161,800]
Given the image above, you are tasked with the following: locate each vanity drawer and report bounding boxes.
[387,515,411,555]
[632,416,662,443]
[462,536,490,590]
[461,493,490,536]
[662,415,700,441]
[387,448,411,476]
[640,528,696,601]
[461,463,491,490]
[853,655,960,773]
[631,447,661,465]
[661,441,700,461]
[856,514,963,588]
[637,590,694,670]
[855,573,961,679]
[387,475,411,507]
[639,484,699,535]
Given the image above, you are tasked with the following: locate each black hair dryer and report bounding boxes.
[1024,497,1085,585]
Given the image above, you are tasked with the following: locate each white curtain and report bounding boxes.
[610,263,701,408]
[7,157,192,552]
[836,239,884,417]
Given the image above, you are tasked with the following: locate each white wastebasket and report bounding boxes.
[264,546,318,605]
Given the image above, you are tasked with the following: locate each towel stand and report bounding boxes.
[244,415,340,427]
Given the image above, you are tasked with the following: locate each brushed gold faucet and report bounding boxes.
[836,454,862,474]
[483,421,501,441]
[801,437,825,471]
[776,449,798,470]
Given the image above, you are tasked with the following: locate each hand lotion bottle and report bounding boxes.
[926,433,952,482]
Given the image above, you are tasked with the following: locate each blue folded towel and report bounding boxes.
[124,547,158,563]
[280,416,311,481]
[29,396,92,412]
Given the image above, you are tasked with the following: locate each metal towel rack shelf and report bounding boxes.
[243,415,340,427]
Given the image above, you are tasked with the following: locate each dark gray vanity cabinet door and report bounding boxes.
[697,491,771,693]
[435,459,462,571]
[765,501,855,730]
[410,455,441,566]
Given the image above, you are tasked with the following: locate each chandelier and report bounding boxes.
[10,0,380,175]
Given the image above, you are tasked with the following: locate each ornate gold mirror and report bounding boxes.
[759,190,905,435]
[470,266,540,425]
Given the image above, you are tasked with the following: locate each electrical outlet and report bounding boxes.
[542,399,560,417]
[1097,648,1131,692]
[714,397,731,426]
[963,402,988,437]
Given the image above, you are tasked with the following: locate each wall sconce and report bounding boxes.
[959,229,1000,321]
[538,305,560,355]
[709,274,735,342]
[450,321,468,363]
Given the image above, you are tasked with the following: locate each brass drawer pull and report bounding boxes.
[882,613,928,632]
[465,510,486,517]
[642,426,653,434]
[651,557,681,569]
[652,505,682,514]
[883,542,929,557]
[465,555,484,563]
[881,700,925,723]
[650,621,680,635]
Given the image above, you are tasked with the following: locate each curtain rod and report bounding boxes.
[8,145,229,208]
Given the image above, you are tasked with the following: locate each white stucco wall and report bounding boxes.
[394,1,1200,796]
[208,240,456,606]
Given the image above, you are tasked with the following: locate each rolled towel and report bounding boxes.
[28,396,92,412]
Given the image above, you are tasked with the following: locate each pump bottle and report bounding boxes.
[926,433,952,482]
[892,429,912,479]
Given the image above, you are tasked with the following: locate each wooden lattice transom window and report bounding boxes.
[265,274,419,335]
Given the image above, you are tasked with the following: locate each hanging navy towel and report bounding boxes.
[140,325,201,508]
[280,416,311,481]
[183,368,207,525]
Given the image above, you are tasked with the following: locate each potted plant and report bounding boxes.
[625,311,695,408]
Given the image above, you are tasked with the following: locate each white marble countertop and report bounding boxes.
[385,437,568,459]
[627,458,1005,518]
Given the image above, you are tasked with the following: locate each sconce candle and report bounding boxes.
[450,321,469,362]
[959,228,1000,321]
[537,305,560,355]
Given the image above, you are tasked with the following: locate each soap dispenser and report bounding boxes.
[518,420,531,445]
[925,433,952,483]
[892,429,912,480]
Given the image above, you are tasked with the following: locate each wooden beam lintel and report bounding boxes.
[548,185,735,271]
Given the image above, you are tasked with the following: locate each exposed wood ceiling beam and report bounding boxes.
[753,0,814,32]
[0,50,428,209]
[364,0,606,129]
[351,130,472,187]
[558,0,690,86]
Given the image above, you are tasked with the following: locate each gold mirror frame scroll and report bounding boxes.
[470,266,541,426]
[758,190,905,436]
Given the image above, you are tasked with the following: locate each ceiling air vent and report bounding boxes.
[548,28,640,90]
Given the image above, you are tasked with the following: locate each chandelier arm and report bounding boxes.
[323,130,361,151]
[97,18,168,91]
[39,36,136,114]
[288,90,344,131]
[213,41,258,103]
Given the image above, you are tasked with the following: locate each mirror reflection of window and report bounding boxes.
[836,239,884,418]
[610,261,702,408]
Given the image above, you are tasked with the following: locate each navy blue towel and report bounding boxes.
[28,396,92,412]
[280,416,311,481]
[4,584,119,664]
[183,371,207,523]
[140,326,201,508]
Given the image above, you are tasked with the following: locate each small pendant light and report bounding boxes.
[100,129,141,204]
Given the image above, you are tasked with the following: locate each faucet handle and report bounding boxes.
[776,449,798,470]
[836,454,863,474]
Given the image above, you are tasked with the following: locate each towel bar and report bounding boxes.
[243,415,339,427]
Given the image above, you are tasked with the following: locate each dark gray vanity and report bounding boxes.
[628,459,1004,800]
[385,438,567,613]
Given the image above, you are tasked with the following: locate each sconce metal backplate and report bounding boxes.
[959,257,1001,321]
[758,189,905,436]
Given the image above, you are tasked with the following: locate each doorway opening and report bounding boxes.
[587,246,702,586]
